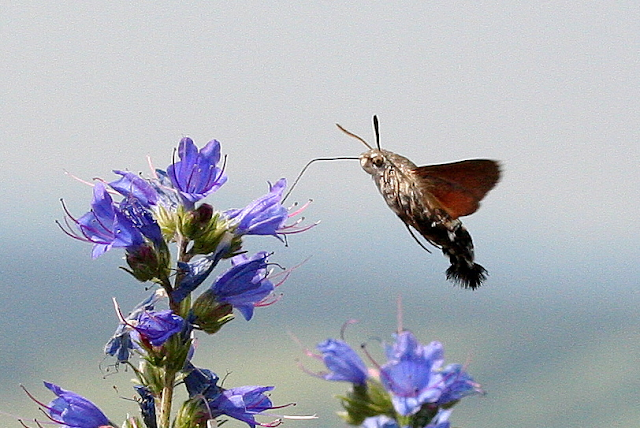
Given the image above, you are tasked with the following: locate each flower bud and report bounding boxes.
[338,381,392,426]
[410,403,440,428]
[174,396,210,428]
[178,205,238,256]
[191,289,235,334]
[124,244,165,282]
[182,203,214,239]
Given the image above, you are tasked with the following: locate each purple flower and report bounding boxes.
[361,408,451,428]
[362,415,401,428]
[211,252,274,321]
[132,309,185,347]
[104,327,136,363]
[109,170,159,207]
[225,179,288,237]
[434,364,483,406]
[308,327,480,427]
[167,137,227,208]
[209,385,276,428]
[42,382,112,428]
[380,331,445,416]
[316,338,368,385]
[425,409,452,428]
[172,244,229,303]
[184,363,221,401]
[105,291,164,362]
[225,178,316,238]
[184,362,222,400]
[61,182,145,258]
[118,196,164,246]
[134,385,157,428]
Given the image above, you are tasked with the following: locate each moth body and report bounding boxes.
[359,148,499,290]
[336,116,500,289]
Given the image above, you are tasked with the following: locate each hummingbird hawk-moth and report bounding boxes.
[337,116,501,290]
[283,116,501,289]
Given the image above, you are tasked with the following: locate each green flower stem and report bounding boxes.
[157,231,192,428]
[172,232,191,314]
[158,370,177,428]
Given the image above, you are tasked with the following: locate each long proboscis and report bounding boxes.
[283,117,378,203]
[282,156,359,203]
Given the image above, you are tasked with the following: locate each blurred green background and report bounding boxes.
[1,3,639,427]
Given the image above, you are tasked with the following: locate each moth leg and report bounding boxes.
[404,224,432,254]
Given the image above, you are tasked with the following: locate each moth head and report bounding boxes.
[359,150,386,175]
[337,115,386,176]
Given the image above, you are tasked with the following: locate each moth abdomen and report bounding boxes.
[441,223,487,290]
[446,262,488,290]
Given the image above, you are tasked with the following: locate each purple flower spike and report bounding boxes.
[167,137,227,208]
[43,382,112,428]
[209,385,276,428]
[133,309,185,346]
[211,252,275,321]
[316,338,368,385]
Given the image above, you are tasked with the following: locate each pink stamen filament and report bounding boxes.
[287,199,312,217]
[57,201,112,245]
[255,293,283,307]
[19,385,64,426]
[278,220,318,234]
[112,298,136,329]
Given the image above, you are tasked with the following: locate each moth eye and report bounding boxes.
[372,155,384,167]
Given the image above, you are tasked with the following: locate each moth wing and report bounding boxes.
[414,159,501,219]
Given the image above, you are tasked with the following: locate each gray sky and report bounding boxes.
[1,3,639,427]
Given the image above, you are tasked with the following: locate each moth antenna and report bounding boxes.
[373,115,381,150]
[282,156,359,203]
[337,118,413,185]
[336,123,373,150]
